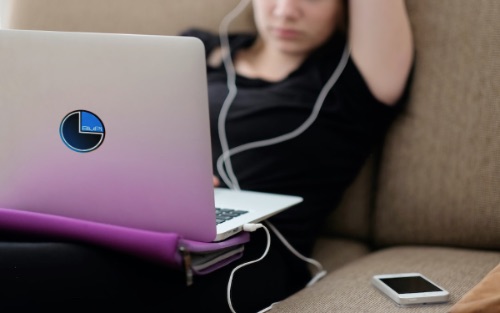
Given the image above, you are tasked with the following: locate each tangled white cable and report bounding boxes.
[227,223,270,313]
[216,0,348,311]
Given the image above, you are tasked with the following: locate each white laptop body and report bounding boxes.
[0,29,302,242]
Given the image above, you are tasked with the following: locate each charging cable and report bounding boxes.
[264,221,327,287]
[227,223,270,313]
[227,222,326,313]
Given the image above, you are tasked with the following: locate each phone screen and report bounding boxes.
[380,276,443,294]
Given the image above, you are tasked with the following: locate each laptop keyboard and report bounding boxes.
[215,207,249,225]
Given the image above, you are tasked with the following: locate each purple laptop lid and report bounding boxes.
[0,29,218,242]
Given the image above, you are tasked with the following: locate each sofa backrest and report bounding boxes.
[373,0,500,250]
[4,0,255,35]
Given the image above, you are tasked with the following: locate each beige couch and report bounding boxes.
[4,0,500,312]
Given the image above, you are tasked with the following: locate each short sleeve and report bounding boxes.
[331,55,415,133]
[341,57,413,108]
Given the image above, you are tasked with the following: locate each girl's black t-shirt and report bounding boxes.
[182,29,411,255]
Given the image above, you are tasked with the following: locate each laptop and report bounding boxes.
[0,29,302,243]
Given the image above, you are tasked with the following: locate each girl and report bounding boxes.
[177,0,414,312]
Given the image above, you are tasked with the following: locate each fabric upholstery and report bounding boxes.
[311,237,370,273]
[374,0,500,249]
[5,0,255,35]
[271,247,500,313]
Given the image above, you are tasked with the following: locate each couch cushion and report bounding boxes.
[373,0,500,249]
[271,246,500,313]
[312,237,370,273]
[5,0,255,35]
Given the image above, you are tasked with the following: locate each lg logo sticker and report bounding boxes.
[60,110,105,153]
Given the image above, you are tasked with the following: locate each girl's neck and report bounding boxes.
[234,37,307,82]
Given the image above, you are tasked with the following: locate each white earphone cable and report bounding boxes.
[217,0,252,190]
[218,14,351,189]
[217,1,350,312]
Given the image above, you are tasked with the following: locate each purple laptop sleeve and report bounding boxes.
[0,207,250,278]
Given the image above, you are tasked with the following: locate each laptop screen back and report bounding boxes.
[0,29,218,242]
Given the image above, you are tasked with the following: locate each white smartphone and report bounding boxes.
[372,272,450,305]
